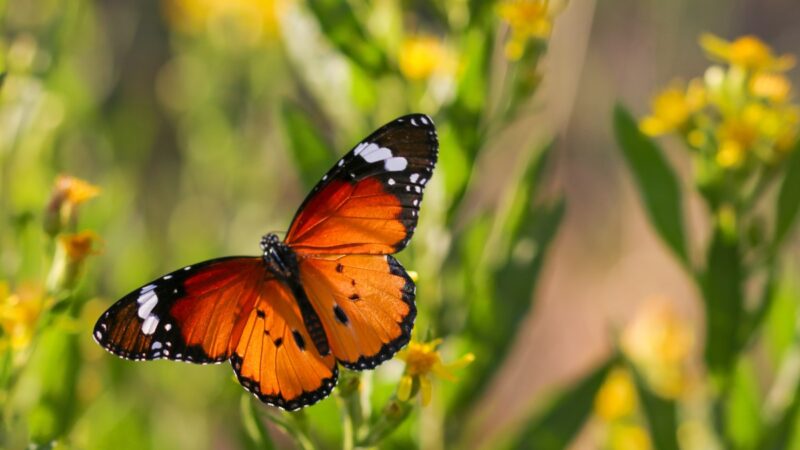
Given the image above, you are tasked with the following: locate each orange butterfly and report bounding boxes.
[94,114,438,410]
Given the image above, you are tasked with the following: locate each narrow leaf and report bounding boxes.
[774,139,800,247]
[626,362,679,450]
[510,356,618,450]
[306,0,387,75]
[702,227,744,377]
[614,104,689,266]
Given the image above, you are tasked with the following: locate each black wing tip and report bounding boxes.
[339,255,417,371]
[231,355,339,411]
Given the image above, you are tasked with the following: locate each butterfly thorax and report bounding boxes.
[260,233,330,356]
[261,233,298,280]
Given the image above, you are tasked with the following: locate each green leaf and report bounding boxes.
[240,395,276,450]
[281,102,334,189]
[724,360,763,449]
[614,104,689,266]
[509,356,617,450]
[760,352,800,450]
[774,139,800,247]
[702,226,744,378]
[306,0,387,75]
[628,368,679,450]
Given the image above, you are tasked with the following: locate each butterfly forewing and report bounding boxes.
[93,257,264,363]
[285,114,438,255]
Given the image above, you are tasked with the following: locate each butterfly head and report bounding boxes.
[261,233,297,279]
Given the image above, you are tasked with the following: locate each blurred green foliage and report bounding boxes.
[3,1,800,450]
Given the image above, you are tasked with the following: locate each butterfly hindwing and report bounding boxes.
[93,257,264,363]
[298,254,415,370]
[231,279,338,410]
[285,114,438,255]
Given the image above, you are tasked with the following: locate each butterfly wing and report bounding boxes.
[93,257,264,363]
[285,114,438,255]
[231,279,337,410]
[298,254,415,369]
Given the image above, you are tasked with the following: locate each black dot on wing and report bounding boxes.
[335,263,344,273]
[256,310,266,318]
[348,293,360,301]
[292,330,306,351]
[333,304,349,325]
[274,337,283,347]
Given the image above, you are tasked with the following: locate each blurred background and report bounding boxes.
[2,0,800,449]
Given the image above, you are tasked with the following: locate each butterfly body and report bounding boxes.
[94,114,437,410]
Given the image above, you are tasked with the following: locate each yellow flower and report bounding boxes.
[621,298,694,398]
[700,33,795,72]
[498,0,559,60]
[609,424,653,450]
[640,80,706,136]
[750,72,792,103]
[594,367,637,422]
[162,0,284,41]
[55,175,101,205]
[0,282,49,351]
[398,36,457,81]
[396,339,474,406]
[44,175,101,236]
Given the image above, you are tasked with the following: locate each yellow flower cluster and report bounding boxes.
[396,338,474,406]
[641,34,799,170]
[497,0,562,60]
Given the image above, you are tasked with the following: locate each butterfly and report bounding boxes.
[93,114,438,410]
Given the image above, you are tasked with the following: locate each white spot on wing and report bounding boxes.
[142,315,159,335]
[409,173,419,183]
[137,291,158,319]
[141,284,157,294]
[385,157,407,172]
[410,118,418,126]
[163,275,172,280]
[338,159,344,167]
[94,330,102,340]
[362,144,392,163]
[388,178,395,185]
[165,323,172,331]
[419,116,429,125]
[151,341,163,350]
[354,142,368,155]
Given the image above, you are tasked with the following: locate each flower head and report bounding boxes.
[621,298,694,398]
[46,231,102,292]
[700,33,795,73]
[162,0,285,42]
[498,0,560,60]
[44,175,101,236]
[594,367,638,422]
[398,36,458,82]
[396,338,474,406]
[640,80,706,136]
[0,282,50,351]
